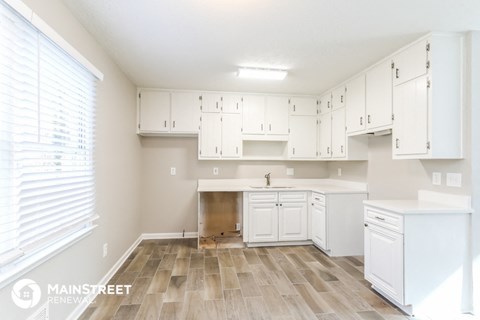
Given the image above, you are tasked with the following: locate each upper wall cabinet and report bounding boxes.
[345,75,366,135]
[331,86,346,110]
[289,97,318,116]
[200,93,222,113]
[319,93,332,114]
[392,33,464,159]
[365,59,393,132]
[222,94,242,114]
[288,116,317,159]
[242,95,289,139]
[137,89,200,136]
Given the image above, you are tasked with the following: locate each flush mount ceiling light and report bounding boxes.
[237,67,287,80]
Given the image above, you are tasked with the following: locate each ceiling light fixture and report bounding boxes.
[237,67,287,80]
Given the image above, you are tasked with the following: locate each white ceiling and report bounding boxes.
[63,0,480,95]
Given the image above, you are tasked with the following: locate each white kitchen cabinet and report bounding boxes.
[247,191,308,243]
[222,94,242,114]
[221,113,242,158]
[345,74,366,134]
[331,86,346,110]
[393,75,428,156]
[391,33,463,159]
[289,97,318,116]
[311,193,327,250]
[364,222,404,304]
[392,39,428,86]
[137,89,200,135]
[311,192,367,256]
[364,198,471,318]
[138,90,170,133]
[331,108,346,159]
[201,93,222,113]
[199,113,221,158]
[319,93,332,114]
[365,59,393,132]
[318,113,332,159]
[265,96,289,135]
[242,95,265,134]
[249,202,278,243]
[288,116,317,159]
[278,202,308,241]
[170,92,201,133]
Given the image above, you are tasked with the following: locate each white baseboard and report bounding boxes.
[67,232,198,319]
[142,232,198,239]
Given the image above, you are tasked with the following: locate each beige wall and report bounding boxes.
[140,137,329,233]
[0,0,142,319]
[328,134,471,200]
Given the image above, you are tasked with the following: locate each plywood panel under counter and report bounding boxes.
[198,192,243,249]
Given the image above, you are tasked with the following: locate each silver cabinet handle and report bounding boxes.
[340,95,343,103]
[327,147,330,154]
[173,121,176,128]
[215,146,218,154]
[216,101,218,109]
[341,145,344,153]
[360,117,363,126]
[375,216,386,221]
[236,146,239,154]
[293,147,295,155]
[396,68,399,79]
[293,105,296,112]
[261,124,263,131]
[269,124,272,131]
[396,138,400,149]
[164,120,167,128]
[368,115,371,124]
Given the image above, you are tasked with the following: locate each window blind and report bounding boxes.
[0,0,98,276]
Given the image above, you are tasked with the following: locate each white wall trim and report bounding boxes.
[142,232,198,239]
[66,232,198,319]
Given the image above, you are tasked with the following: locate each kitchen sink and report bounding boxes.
[249,186,294,189]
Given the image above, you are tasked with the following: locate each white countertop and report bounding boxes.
[363,190,473,215]
[197,178,368,195]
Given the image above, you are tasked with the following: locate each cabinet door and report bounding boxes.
[265,96,289,135]
[319,93,332,114]
[364,224,404,304]
[331,108,346,158]
[332,86,346,110]
[311,204,327,250]
[393,75,429,156]
[366,60,393,130]
[138,90,170,132]
[199,113,221,158]
[249,203,278,242]
[221,113,242,158]
[278,202,308,241]
[288,116,317,159]
[201,93,222,113]
[171,92,201,133]
[393,39,428,86]
[289,97,317,116]
[222,94,242,114]
[345,74,366,134]
[318,113,332,159]
[243,95,265,134]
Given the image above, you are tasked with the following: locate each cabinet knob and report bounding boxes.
[364,223,368,227]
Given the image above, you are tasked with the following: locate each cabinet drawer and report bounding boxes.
[312,193,325,205]
[279,192,307,202]
[364,207,404,234]
[249,192,278,203]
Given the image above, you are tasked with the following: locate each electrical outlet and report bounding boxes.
[446,173,462,187]
[170,167,176,175]
[103,243,108,258]
[235,223,241,231]
[213,167,219,175]
[432,172,442,185]
[337,168,342,177]
[286,168,294,176]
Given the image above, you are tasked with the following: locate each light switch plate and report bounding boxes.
[446,173,462,187]
[213,167,219,175]
[286,168,294,176]
[170,167,176,175]
[432,172,442,185]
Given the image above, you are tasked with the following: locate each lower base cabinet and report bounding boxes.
[246,191,307,243]
[364,203,470,318]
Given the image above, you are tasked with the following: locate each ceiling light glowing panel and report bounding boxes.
[237,68,287,80]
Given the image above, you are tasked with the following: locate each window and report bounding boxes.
[0,0,101,285]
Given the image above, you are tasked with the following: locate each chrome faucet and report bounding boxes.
[265,173,271,186]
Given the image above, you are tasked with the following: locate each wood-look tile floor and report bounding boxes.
[79,239,411,320]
